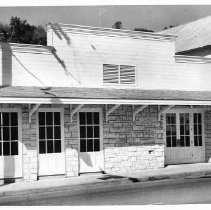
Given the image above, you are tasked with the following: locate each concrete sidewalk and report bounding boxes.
[1,163,211,200]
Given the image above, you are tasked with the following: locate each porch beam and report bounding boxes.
[106,104,120,122]
[158,105,175,121]
[70,104,84,123]
[29,104,41,123]
[133,105,148,121]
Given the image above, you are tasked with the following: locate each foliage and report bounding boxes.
[0,16,47,45]
[163,25,177,30]
[134,27,154,32]
[112,21,123,29]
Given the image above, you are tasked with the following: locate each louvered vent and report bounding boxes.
[103,64,119,84]
[120,65,135,85]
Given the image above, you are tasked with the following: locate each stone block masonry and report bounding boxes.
[103,105,165,174]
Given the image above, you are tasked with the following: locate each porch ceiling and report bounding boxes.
[1,86,211,105]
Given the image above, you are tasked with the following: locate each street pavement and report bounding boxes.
[1,176,211,205]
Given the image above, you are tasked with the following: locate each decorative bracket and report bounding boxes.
[106,104,120,122]
[158,105,175,121]
[133,105,148,121]
[29,104,41,123]
[70,104,84,123]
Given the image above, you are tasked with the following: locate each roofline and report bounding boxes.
[0,42,54,54]
[175,54,211,64]
[47,22,177,42]
[1,97,211,105]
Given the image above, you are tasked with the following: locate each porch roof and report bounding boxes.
[1,86,211,105]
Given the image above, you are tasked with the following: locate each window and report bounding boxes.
[79,112,100,152]
[0,112,19,156]
[194,113,203,146]
[103,64,135,85]
[38,112,62,154]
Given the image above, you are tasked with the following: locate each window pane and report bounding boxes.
[166,115,171,124]
[198,114,202,123]
[185,125,189,135]
[194,113,197,124]
[94,139,100,151]
[39,141,46,154]
[0,142,1,156]
[47,126,53,139]
[80,139,86,152]
[198,124,202,135]
[94,126,99,138]
[171,114,176,124]
[79,112,86,125]
[11,142,18,155]
[185,114,189,124]
[80,126,86,138]
[180,114,184,124]
[54,112,60,125]
[39,127,45,139]
[172,136,176,147]
[3,113,9,126]
[194,136,198,146]
[46,112,53,125]
[3,127,10,141]
[39,112,45,125]
[87,139,93,152]
[180,125,184,135]
[186,136,190,146]
[11,127,18,141]
[166,125,171,136]
[194,124,197,135]
[180,136,184,147]
[0,127,1,140]
[10,113,18,126]
[87,126,93,138]
[87,112,93,125]
[166,136,171,147]
[94,112,99,124]
[172,125,176,136]
[3,142,10,155]
[47,140,53,153]
[55,140,61,153]
[199,136,202,146]
[54,126,61,139]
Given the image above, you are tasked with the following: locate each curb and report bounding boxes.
[0,177,131,202]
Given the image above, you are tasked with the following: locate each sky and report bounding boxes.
[0,5,211,31]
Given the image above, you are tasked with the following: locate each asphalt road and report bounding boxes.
[2,176,211,205]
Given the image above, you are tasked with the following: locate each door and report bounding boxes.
[165,110,205,165]
[0,110,22,179]
[38,109,65,176]
[79,109,104,173]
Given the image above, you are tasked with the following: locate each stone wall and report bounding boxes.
[103,105,164,174]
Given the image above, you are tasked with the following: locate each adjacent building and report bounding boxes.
[1,20,211,182]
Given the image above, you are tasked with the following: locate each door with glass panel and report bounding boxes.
[0,110,22,178]
[38,109,65,176]
[165,111,204,164]
[79,109,104,173]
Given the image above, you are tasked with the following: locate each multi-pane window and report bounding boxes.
[194,113,202,146]
[166,113,176,147]
[38,112,62,154]
[79,112,100,152]
[179,113,190,147]
[103,64,135,85]
[0,112,18,156]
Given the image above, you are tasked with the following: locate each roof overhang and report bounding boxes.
[1,97,211,105]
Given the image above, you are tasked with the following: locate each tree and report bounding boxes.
[112,21,123,29]
[163,25,177,30]
[134,27,154,33]
[0,16,47,45]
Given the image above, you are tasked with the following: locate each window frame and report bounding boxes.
[0,108,22,157]
[103,64,136,87]
[37,108,64,155]
[78,108,103,153]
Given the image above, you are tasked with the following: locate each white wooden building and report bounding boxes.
[1,22,211,182]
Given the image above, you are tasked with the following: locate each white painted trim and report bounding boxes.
[133,105,148,121]
[78,108,104,173]
[36,108,65,176]
[2,98,211,105]
[106,104,120,122]
[29,104,41,123]
[70,104,83,123]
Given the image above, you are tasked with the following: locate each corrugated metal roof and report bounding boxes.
[1,86,211,102]
[159,16,211,53]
